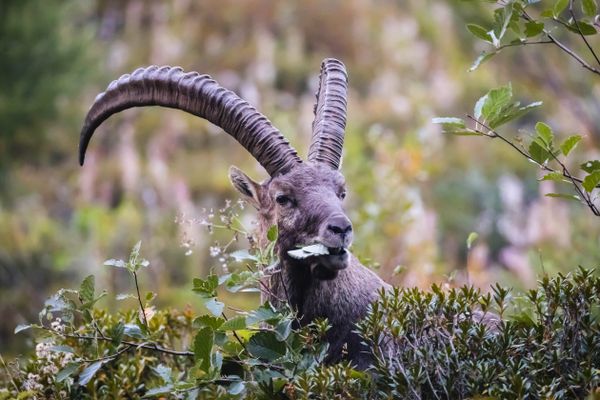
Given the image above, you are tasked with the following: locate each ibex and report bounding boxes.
[79,59,390,369]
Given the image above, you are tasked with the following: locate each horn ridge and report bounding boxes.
[79,65,301,176]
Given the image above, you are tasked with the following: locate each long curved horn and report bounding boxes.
[79,65,302,176]
[307,59,348,170]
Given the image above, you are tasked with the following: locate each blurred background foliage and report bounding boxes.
[1,0,600,355]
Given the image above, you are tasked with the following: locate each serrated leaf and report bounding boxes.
[79,275,95,305]
[583,171,600,192]
[193,327,214,372]
[229,249,258,262]
[247,331,287,361]
[553,0,569,16]
[123,323,145,339]
[469,52,496,72]
[481,84,513,123]
[192,274,219,298]
[545,193,581,201]
[467,23,493,42]
[274,319,292,341]
[78,361,103,385]
[566,20,597,35]
[204,298,225,316]
[267,225,278,242]
[193,315,225,330]
[560,135,582,156]
[49,345,75,354]
[14,324,32,334]
[525,21,545,37]
[153,364,172,384]
[432,117,464,126]
[540,172,566,182]
[581,160,600,173]
[489,101,543,128]
[228,381,245,395]
[246,303,280,325]
[57,363,80,383]
[143,385,174,398]
[467,232,479,250]
[582,0,597,16]
[219,316,247,331]
[535,122,554,147]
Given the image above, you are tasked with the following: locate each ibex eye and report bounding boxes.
[339,191,347,200]
[276,194,291,206]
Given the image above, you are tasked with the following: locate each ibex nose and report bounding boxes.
[327,214,353,236]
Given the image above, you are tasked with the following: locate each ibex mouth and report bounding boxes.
[327,247,346,256]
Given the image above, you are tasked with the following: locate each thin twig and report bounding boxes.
[79,345,131,363]
[133,271,149,328]
[568,0,600,67]
[521,10,600,76]
[0,353,19,392]
[43,327,194,357]
[221,312,249,356]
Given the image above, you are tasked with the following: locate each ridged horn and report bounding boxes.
[79,65,302,176]
[307,59,348,170]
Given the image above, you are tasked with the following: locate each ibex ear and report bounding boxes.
[229,166,263,209]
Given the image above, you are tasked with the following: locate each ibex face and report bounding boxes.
[230,162,353,279]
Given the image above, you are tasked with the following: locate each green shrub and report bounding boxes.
[1,243,599,399]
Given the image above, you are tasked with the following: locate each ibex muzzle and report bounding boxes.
[79,58,389,369]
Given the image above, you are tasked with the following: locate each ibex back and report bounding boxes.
[79,59,390,369]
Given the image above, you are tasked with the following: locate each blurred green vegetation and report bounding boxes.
[1,0,600,355]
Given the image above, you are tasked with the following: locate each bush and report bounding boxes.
[1,242,599,399]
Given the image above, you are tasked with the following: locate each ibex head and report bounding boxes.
[79,59,352,279]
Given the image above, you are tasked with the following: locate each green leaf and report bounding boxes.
[123,323,145,339]
[529,140,551,164]
[540,172,566,182]
[535,122,554,147]
[78,361,103,385]
[143,385,174,398]
[431,117,464,126]
[228,381,245,395]
[545,193,581,201]
[193,327,214,373]
[432,117,480,136]
[192,274,219,298]
[467,23,493,42]
[466,232,479,250]
[481,84,513,123]
[267,225,278,242]
[553,0,569,16]
[489,101,543,128]
[582,0,597,16]
[469,51,496,72]
[204,298,225,316]
[218,316,247,331]
[247,331,287,361]
[566,20,597,35]
[194,315,225,330]
[560,135,582,156]
[229,249,258,262]
[525,21,545,37]
[581,160,600,173]
[49,345,75,354]
[153,364,173,384]
[79,275,95,305]
[274,319,293,341]
[583,170,600,192]
[246,303,280,325]
[56,363,80,383]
